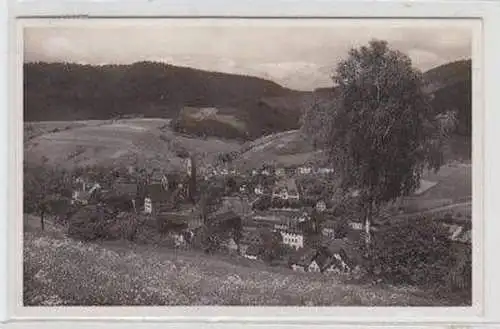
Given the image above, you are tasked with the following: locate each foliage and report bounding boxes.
[259,230,288,263]
[25,229,464,306]
[67,205,143,241]
[302,40,454,248]
[24,163,73,229]
[366,218,469,290]
[198,179,226,224]
[252,195,272,211]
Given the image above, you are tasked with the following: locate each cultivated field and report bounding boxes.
[24,118,242,171]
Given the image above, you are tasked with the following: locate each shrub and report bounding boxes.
[67,205,142,241]
[252,195,271,211]
[367,218,457,287]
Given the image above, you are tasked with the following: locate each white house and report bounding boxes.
[308,260,321,273]
[316,200,327,212]
[280,231,304,250]
[297,166,312,175]
[261,169,271,176]
[317,168,334,175]
[349,222,363,230]
[291,264,306,272]
[71,180,101,205]
[144,197,153,214]
[185,158,192,176]
[324,254,351,273]
[254,185,264,195]
[251,169,258,176]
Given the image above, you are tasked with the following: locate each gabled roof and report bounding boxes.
[321,239,364,268]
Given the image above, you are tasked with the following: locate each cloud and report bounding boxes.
[24,21,475,91]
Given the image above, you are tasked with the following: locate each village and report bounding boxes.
[67,155,471,277]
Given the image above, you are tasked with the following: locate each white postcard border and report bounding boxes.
[2,0,500,327]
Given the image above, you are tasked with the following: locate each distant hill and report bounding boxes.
[423,59,472,137]
[24,61,307,139]
[24,59,472,140]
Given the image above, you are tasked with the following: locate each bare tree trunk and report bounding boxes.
[363,202,373,254]
[40,211,45,231]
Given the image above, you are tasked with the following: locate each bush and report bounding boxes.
[252,195,272,211]
[67,205,142,241]
[367,218,458,287]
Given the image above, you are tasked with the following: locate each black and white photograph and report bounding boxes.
[22,19,475,307]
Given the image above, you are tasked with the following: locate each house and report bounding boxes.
[244,244,261,260]
[317,168,334,175]
[321,221,336,239]
[349,221,363,230]
[444,224,472,244]
[297,166,313,175]
[261,169,271,176]
[254,185,264,196]
[318,239,363,273]
[272,178,300,201]
[280,230,304,250]
[323,253,351,274]
[171,232,186,248]
[239,184,248,194]
[308,259,321,273]
[184,158,193,176]
[144,183,170,215]
[297,211,310,223]
[71,178,102,205]
[224,237,239,253]
[275,168,285,177]
[316,200,327,212]
[251,169,258,176]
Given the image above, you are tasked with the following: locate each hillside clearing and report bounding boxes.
[24,119,242,170]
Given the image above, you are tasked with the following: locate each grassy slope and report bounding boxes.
[24,118,242,170]
[398,163,472,213]
[23,218,458,307]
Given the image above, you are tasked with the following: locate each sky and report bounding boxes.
[23,19,475,91]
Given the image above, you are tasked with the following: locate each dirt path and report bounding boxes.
[394,201,472,221]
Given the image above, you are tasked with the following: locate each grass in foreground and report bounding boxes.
[23,226,464,307]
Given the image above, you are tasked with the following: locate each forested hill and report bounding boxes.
[423,59,472,137]
[24,61,307,138]
[24,59,472,138]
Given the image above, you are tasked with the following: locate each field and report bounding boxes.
[24,118,242,171]
[23,217,464,307]
[397,163,472,214]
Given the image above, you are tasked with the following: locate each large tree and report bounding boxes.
[24,163,72,230]
[303,40,456,251]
